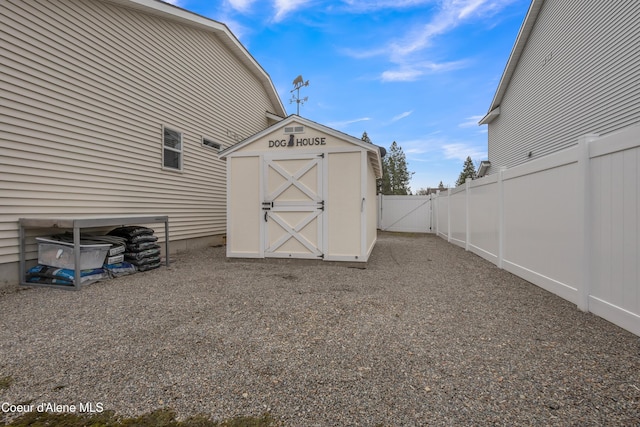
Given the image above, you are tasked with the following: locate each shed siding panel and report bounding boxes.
[327,152,361,257]
[228,157,261,255]
[0,0,279,264]
[488,1,640,172]
[366,161,377,256]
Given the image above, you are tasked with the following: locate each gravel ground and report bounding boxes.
[1,232,639,426]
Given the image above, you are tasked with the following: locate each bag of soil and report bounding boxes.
[126,242,160,253]
[108,226,155,238]
[124,248,161,261]
[137,259,162,271]
[26,265,107,286]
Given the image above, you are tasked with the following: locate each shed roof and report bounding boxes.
[479,0,544,125]
[106,0,286,118]
[219,115,384,178]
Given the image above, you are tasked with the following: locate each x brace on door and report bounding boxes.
[263,156,324,258]
[267,209,323,256]
[265,158,321,202]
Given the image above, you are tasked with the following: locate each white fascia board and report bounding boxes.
[266,111,285,121]
[476,160,491,177]
[478,107,500,125]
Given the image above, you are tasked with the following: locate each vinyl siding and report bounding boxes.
[488,0,640,172]
[0,0,281,265]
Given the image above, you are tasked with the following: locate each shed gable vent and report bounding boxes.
[284,126,304,133]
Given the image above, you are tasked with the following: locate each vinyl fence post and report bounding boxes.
[577,133,599,312]
[498,167,506,269]
[465,178,471,251]
[378,193,382,229]
[447,188,452,243]
[435,190,440,236]
[428,194,432,232]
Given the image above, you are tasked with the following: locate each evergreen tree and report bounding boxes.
[362,131,384,193]
[456,156,477,186]
[361,131,372,144]
[382,141,413,195]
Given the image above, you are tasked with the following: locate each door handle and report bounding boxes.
[264,211,268,222]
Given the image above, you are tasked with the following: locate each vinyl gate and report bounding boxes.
[377,194,434,233]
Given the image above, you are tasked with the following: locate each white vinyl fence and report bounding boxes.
[377,194,433,232]
[431,125,640,336]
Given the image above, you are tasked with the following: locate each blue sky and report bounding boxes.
[166,0,530,191]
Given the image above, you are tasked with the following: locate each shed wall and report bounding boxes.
[0,0,279,270]
[366,160,377,257]
[228,156,261,256]
[488,1,640,172]
[327,152,361,259]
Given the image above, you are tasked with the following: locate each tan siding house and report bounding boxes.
[0,0,286,287]
[479,0,640,173]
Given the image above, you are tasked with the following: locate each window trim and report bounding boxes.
[162,125,183,172]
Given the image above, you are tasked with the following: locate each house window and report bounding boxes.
[284,126,304,133]
[163,126,182,170]
[202,137,222,151]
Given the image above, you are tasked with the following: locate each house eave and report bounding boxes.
[479,107,500,125]
[476,161,491,178]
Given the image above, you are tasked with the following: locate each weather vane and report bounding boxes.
[289,75,309,115]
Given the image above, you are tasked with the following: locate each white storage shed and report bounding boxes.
[219,115,383,262]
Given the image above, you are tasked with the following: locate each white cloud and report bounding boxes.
[374,0,517,60]
[392,0,483,56]
[391,111,414,122]
[380,60,467,81]
[326,117,372,128]
[160,0,183,5]
[442,143,486,161]
[226,0,256,12]
[458,115,484,128]
[341,0,435,12]
[223,0,311,22]
[456,0,487,19]
[393,137,442,156]
[273,0,310,21]
[381,68,426,82]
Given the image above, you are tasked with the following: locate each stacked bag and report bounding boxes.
[25,228,156,286]
[25,232,133,286]
[108,226,162,272]
[95,234,138,278]
[26,264,107,286]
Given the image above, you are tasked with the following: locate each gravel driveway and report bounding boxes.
[1,232,639,426]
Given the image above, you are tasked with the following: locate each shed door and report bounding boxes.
[263,155,324,259]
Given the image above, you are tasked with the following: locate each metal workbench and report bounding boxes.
[19,215,169,290]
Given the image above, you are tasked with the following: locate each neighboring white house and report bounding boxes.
[479,0,640,174]
[219,115,383,263]
[0,0,286,288]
